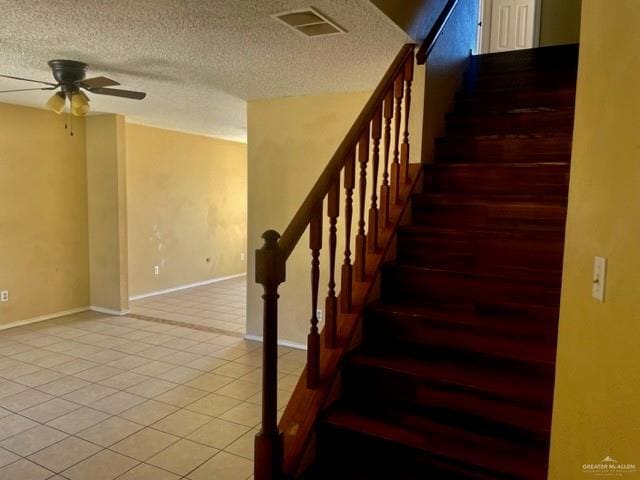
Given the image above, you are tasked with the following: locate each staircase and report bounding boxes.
[308,45,578,479]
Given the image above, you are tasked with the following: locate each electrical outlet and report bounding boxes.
[154,265,159,276]
[316,309,323,322]
[592,256,607,302]
[0,290,8,302]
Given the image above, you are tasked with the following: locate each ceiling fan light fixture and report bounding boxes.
[46,92,66,114]
[71,91,90,116]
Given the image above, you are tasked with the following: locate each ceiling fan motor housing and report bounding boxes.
[48,60,88,94]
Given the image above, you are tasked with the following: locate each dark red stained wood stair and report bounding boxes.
[305,44,578,479]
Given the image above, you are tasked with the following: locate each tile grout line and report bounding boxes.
[0,305,297,478]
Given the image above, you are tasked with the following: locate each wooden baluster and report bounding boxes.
[380,90,393,228]
[324,178,339,348]
[307,204,322,389]
[354,127,369,282]
[254,230,285,480]
[391,71,405,205]
[401,57,414,184]
[340,152,356,313]
[367,107,382,253]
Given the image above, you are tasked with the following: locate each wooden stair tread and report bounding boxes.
[426,161,569,168]
[322,406,548,480]
[365,301,558,353]
[435,133,573,164]
[471,44,579,64]
[413,192,568,204]
[398,223,565,239]
[346,350,553,406]
[448,105,575,119]
[384,261,561,286]
[438,131,573,142]
[423,162,570,196]
[341,373,553,441]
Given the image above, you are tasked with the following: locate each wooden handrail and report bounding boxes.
[278,43,415,260]
[416,0,460,64]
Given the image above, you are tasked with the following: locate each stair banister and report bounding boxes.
[254,43,415,480]
[276,44,415,260]
[255,2,464,478]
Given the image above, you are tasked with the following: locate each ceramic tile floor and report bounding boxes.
[0,310,304,479]
[129,276,247,335]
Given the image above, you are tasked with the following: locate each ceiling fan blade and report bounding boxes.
[0,74,57,87]
[77,76,120,88]
[88,87,146,100]
[0,86,57,93]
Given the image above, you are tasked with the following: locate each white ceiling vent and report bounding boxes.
[272,7,346,37]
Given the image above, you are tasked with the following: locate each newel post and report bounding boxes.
[254,230,285,480]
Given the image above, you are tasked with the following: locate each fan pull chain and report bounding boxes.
[63,95,74,137]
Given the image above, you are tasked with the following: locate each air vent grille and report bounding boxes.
[272,7,345,37]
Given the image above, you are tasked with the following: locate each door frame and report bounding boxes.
[477,0,542,54]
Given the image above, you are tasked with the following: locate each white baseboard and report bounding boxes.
[0,306,90,331]
[129,273,247,301]
[244,333,307,351]
[90,306,130,316]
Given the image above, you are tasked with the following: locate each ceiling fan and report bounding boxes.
[0,59,147,117]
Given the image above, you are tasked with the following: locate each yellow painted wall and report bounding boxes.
[246,91,372,344]
[549,1,640,477]
[540,0,582,47]
[86,115,129,313]
[126,123,247,297]
[0,103,89,326]
[371,0,449,42]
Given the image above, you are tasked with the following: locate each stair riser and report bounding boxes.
[364,310,558,354]
[446,110,575,135]
[456,90,576,115]
[435,135,572,164]
[463,77,576,95]
[397,234,564,278]
[342,366,553,438]
[411,201,567,229]
[463,68,577,87]
[460,88,576,105]
[424,164,570,197]
[381,266,561,308]
[469,45,578,69]
[317,424,517,480]
[318,420,548,480]
[365,304,559,342]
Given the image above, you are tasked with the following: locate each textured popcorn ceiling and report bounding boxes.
[0,1,410,141]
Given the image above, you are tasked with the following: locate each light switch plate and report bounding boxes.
[592,256,607,302]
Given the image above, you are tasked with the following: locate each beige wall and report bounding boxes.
[126,123,247,298]
[371,0,449,42]
[86,115,129,313]
[549,1,640,477]
[246,91,372,344]
[0,103,89,326]
[540,0,582,47]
